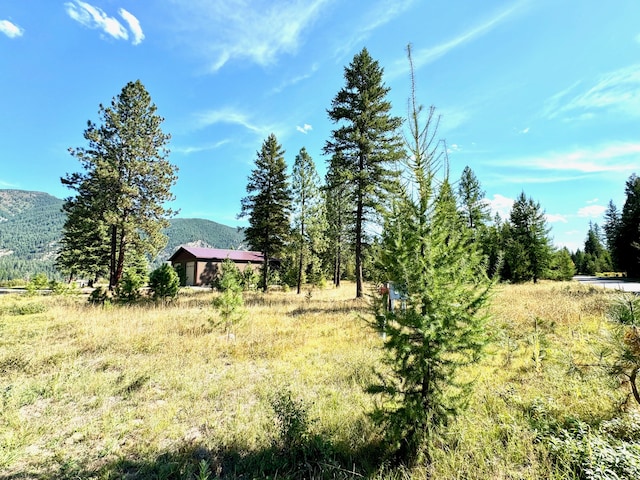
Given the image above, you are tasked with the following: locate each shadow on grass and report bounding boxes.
[2,436,387,480]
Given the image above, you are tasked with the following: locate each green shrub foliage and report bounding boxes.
[115,267,144,303]
[369,46,492,467]
[149,263,180,301]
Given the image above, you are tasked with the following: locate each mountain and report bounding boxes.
[0,189,245,280]
[0,190,65,260]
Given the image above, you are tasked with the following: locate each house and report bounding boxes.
[168,246,273,286]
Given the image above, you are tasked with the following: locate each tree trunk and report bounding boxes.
[334,242,341,287]
[261,256,269,293]
[355,156,364,298]
[109,225,118,291]
[114,229,127,288]
[630,366,640,406]
[297,218,304,294]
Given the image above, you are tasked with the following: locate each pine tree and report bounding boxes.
[457,165,490,231]
[324,48,404,298]
[58,80,177,290]
[323,153,354,287]
[503,192,552,283]
[239,134,292,292]
[603,199,622,270]
[617,174,640,277]
[291,147,326,293]
[370,46,492,466]
[582,222,613,274]
[56,192,110,283]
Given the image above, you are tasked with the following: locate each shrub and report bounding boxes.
[148,264,180,301]
[212,259,245,337]
[30,273,49,290]
[115,268,145,303]
[7,302,47,315]
[88,286,108,305]
[49,280,78,296]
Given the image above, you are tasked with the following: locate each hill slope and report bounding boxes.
[0,189,245,279]
[0,190,65,260]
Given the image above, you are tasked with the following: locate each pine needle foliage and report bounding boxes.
[324,48,404,298]
[369,45,493,468]
[239,134,292,292]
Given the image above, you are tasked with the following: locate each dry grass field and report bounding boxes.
[0,281,636,479]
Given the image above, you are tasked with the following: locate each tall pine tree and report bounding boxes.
[58,80,177,289]
[503,192,552,283]
[370,46,492,466]
[457,165,490,231]
[291,147,326,293]
[617,174,640,277]
[323,153,353,287]
[324,47,404,298]
[239,134,292,292]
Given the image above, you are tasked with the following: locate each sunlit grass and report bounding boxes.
[0,281,628,479]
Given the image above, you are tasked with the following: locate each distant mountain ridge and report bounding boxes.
[0,189,245,279]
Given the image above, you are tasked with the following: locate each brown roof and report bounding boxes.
[168,246,264,263]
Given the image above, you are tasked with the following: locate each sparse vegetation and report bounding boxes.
[1,281,637,479]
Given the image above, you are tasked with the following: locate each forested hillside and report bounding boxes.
[157,218,246,262]
[0,189,245,280]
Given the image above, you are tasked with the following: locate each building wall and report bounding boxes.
[170,257,262,286]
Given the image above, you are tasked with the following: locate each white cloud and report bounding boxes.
[118,8,144,45]
[546,213,568,224]
[173,140,231,155]
[65,1,128,41]
[489,142,640,174]
[388,0,528,78]
[486,193,514,219]
[270,63,319,94]
[65,1,144,45]
[545,64,640,119]
[194,108,270,136]
[578,205,607,218]
[333,0,416,60]
[519,127,530,134]
[169,0,333,72]
[0,19,24,38]
[296,124,313,134]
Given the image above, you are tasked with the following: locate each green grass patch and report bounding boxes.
[0,282,638,478]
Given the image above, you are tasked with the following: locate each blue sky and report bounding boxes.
[1,0,639,252]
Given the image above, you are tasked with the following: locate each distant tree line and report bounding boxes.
[571,174,640,277]
[52,52,640,296]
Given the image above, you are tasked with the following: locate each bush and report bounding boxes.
[148,264,180,301]
[88,286,108,305]
[30,273,49,290]
[115,268,145,303]
[49,280,78,296]
[212,259,245,337]
[6,302,47,315]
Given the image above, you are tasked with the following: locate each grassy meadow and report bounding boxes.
[1,282,638,479]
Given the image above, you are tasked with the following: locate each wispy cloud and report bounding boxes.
[194,108,272,136]
[118,8,144,45]
[333,0,416,60]
[388,0,528,78]
[0,19,24,38]
[65,1,144,45]
[169,0,333,72]
[546,213,568,224]
[270,63,319,94]
[296,124,313,134]
[578,205,606,218]
[544,64,640,119]
[489,142,640,174]
[173,139,231,155]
